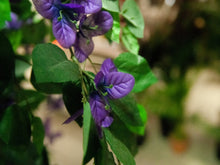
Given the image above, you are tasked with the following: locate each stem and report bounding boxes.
[117,159,122,165]
[69,47,75,59]
[69,48,88,102]
[82,71,95,80]
[88,57,98,73]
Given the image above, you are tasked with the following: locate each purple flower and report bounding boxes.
[74,11,113,62]
[71,0,102,14]
[32,0,85,48]
[5,12,23,30]
[44,118,62,144]
[89,59,135,129]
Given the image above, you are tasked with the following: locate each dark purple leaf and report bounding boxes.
[52,17,76,48]
[74,33,94,62]
[71,0,102,14]
[32,0,59,19]
[105,72,135,99]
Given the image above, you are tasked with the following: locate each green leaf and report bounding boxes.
[83,102,92,159]
[109,95,143,127]
[83,118,100,164]
[102,0,119,12]
[0,105,31,146]
[105,11,120,43]
[6,30,22,51]
[127,22,144,39]
[126,104,147,135]
[15,58,30,78]
[0,32,15,94]
[114,52,157,93]
[16,89,46,111]
[0,0,11,29]
[104,129,136,165]
[21,21,48,44]
[32,43,80,83]
[32,117,45,154]
[10,0,33,20]
[31,71,64,94]
[62,82,83,126]
[109,115,138,156]
[94,139,116,165]
[121,0,144,38]
[122,26,139,54]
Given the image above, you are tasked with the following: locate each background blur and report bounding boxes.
[13,0,220,164]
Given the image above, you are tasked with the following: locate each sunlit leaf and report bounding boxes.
[102,0,119,12]
[121,0,144,38]
[122,26,139,54]
[114,52,157,93]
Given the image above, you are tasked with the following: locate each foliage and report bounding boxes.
[0,0,156,164]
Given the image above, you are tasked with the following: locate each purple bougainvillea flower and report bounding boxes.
[90,92,113,128]
[5,12,22,30]
[71,0,102,14]
[89,59,135,129]
[95,58,135,99]
[44,118,62,144]
[74,11,113,62]
[32,0,85,48]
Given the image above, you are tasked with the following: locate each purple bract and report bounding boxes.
[71,0,102,14]
[32,0,85,48]
[5,12,23,30]
[74,11,113,62]
[89,58,135,129]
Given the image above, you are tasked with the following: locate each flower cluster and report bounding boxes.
[90,59,135,129]
[32,0,113,62]
[33,0,135,135]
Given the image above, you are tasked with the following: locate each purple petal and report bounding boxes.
[89,94,113,127]
[71,0,102,14]
[5,12,22,30]
[105,72,135,99]
[52,17,76,48]
[74,33,94,62]
[94,71,104,86]
[63,109,83,124]
[100,58,117,75]
[32,0,59,19]
[59,3,85,20]
[81,11,113,37]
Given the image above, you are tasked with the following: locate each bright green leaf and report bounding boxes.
[105,11,120,43]
[121,0,144,38]
[83,102,92,159]
[127,22,144,39]
[0,0,11,29]
[32,117,45,154]
[114,52,157,93]
[126,104,147,135]
[102,0,119,12]
[104,129,136,165]
[122,26,139,54]
[32,43,80,83]
[6,30,22,51]
[109,95,143,127]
